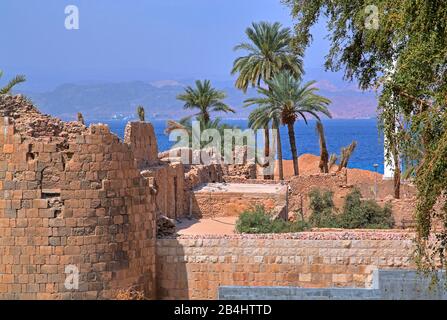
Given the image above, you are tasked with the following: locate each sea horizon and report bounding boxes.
[91,118,385,174]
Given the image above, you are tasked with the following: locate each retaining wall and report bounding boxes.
[156,231,415,299]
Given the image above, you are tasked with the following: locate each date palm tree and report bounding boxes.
[232,21,303,91]
[232,21,303,179]
[176,80,234,124]
[246,71,332,176]
[0,70,26,95]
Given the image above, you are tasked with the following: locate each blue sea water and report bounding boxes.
[97,119,384,174]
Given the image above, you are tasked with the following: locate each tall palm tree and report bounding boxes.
[232,21,303,179]
[176,80,235,124]
[246,71,332,176]
[0,70,26,95]
[247,106,284,180]
[231,21,303,91]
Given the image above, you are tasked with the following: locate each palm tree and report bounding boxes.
[232,21,303,179]
[232,21,303,91]
[0,70,26,95]
[246,71,332,176]
[176,80,235,124]
[247,106,284,180]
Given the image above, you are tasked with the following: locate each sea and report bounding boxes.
[92,119,384,174]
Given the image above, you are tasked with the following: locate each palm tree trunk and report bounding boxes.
[273,121,284,181]
[263,124,272,179]
[287,122,299,176]
[203,112,210,124]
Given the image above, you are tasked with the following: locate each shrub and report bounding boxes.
[236,189,394,234]
[115,287,146,300]
[308,188,394,229]
[339,189,394,229]
[137,105,145,122]
[235,205,309,234]
[308,189,339,228]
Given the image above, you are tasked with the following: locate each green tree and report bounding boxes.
[282,0,447,272]
[232,21,303,179]
[246,71,331,176]
[176,80,234,124]
[0,71,26,95]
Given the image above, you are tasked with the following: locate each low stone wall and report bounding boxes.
[190,183,288,218]
[156,231,415,300]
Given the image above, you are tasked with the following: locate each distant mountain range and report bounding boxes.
[19,78,378,121]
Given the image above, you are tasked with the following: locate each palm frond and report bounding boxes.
[0,74,26,95]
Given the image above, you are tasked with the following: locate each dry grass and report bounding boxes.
[115,287,146,300]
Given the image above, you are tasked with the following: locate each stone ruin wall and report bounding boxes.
[0,95,156,299]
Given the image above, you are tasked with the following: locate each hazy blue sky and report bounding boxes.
[0,0,333,91]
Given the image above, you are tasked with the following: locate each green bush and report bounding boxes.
[235,189,394,234]
[308,189,339,228]
[308,188,394,229]
[338,189,394,229]
[235,205,309,234]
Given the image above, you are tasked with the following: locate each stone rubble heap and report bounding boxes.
[157,215,177,237]
[0,94,86,139]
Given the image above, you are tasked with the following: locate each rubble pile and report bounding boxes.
[157,215,177,236]
[0,94,86,139]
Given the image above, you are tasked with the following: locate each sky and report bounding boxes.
[0,0,334,91]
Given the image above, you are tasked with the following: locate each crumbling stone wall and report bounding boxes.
[0,95,156,299]
[124,122,158,169]
[142,163,184,220]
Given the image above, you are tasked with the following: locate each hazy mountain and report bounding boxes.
[20,78,378,121]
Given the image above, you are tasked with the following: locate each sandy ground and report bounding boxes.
[177,217,238,235]
[275,154,383,184]
[274,154,321,178]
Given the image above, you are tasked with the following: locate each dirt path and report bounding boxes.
[176,217,238,235]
